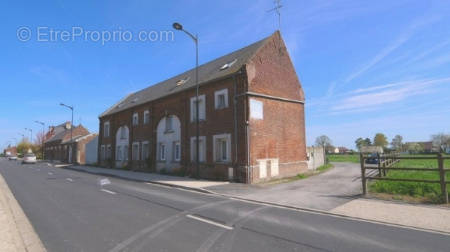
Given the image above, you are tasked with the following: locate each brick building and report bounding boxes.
[44,122,94,164]
[98,31,307,183]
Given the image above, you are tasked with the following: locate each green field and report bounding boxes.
[327,154,360,163]
[369,155,450,203]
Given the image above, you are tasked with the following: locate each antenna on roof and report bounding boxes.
[267,0,282,30]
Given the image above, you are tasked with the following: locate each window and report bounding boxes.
[174,142,181,161]
[116,146,122,161]
[103,121,110,137]
[250,99,263,119]
[190,136,206,162]
[190,95,206,122]
[132,113,139,126]
[142,141,150,160]
[165,116,173,132]
[120,127,127,139]
[101,145,105,160]
[106,145,111,159]
[124,145,128,161]
[132,142,140,161]
[214,89,228,109]
[213,134,231,162]
[159,143,166,161]
[143,110,150,125]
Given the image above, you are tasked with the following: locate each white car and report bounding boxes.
[8,156,17,161]
[22,153,36,164]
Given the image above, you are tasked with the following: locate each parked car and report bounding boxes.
[8,156,18,161]
[365,153,384,164]
[22,153,36,164]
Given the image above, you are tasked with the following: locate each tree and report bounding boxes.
[315,135,332,149]
[374,133,388,148]
[431,133,450,153]
[407,142,424,154]
[391,135,403,151]
[355,137,371,151]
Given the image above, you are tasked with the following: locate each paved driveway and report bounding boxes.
[205,162,363,211]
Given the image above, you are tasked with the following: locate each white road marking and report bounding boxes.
[66,178,73,182]
[48,172,53,175]
[186,214,233,230]
[101,189,116,195]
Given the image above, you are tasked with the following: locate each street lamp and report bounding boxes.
[18,133,25,141]
[60,103,74,144]
[172,22,200,179]
[25,128,33,143]
[35,120,45,159]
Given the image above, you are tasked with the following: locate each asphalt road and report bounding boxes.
[0,159,449,252]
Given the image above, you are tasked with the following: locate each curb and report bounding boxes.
[62,166,213,195]
[0,173,46,252]
[61,165,450,236]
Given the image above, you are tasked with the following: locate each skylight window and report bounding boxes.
[176,76,190,86]
[131,97,139,103]
[220,59,237,71]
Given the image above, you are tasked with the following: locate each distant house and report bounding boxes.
[44,122,92,164]
[98,31,307,183]
[334,147,349,154]
[3,146,17,156]
[360,146,383,154]
[405,141,434,153]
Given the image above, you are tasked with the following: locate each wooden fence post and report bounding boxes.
[360,153,367,195]
[377,153,381,177]
[438,153,448,204]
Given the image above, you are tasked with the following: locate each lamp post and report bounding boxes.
[172,22,200,179]
[24,128,33,143]
[59,103,74,144]
[35,121,45,159]
[18,133,25,141]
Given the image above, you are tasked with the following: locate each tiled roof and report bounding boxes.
[99,32,275,117]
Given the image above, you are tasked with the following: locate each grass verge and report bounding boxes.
[261,163,334,186]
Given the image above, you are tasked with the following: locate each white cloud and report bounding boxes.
[331,78,450,112]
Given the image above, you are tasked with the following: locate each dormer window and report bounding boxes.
[219,59,237,71]
[176,77,190,86]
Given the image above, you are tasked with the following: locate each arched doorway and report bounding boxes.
[156,115,181,172]
[115,126,129,168]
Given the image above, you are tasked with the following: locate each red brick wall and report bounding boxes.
[245,31,307,183]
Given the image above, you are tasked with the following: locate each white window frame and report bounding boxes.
[214,89,229,109]
[103,121,110,137]
[190,136,206,163]
[173,141,181,162]
[190,94,206,122]
[120,126,127,139]
[213,133,231,163]
[132,113,139,126]
[143,110,150,125]
[159,143,166,161]
[132,142,140,161]
[124,145,128,161]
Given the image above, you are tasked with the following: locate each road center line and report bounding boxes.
[101,189,117,195]
[66,178,73,182]
[186,214,233,230]
[48,172,53,175]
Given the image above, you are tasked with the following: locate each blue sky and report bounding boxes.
[1,0,449,150]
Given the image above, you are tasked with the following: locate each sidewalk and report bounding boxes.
[68,165,229,192]
[65,164,450,234]
[331,198,450,233]
[0,173,45,252]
